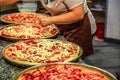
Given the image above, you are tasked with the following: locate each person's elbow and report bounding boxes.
[71,4,85,22]
[70,11,84,23]
[75,12,84,21]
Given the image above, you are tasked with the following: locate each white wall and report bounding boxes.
[105,0,120,39]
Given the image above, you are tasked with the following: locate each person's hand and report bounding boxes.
[40,17,52,27]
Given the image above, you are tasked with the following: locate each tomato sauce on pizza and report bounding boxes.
[1,13,45,24]
[0,24,59,40]
[14,63,116,80]
[3,39,81,67]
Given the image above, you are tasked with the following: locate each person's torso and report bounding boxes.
[40,0,86,15]
[40,0,96,34]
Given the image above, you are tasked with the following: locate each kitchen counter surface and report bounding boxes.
[0,38,23,80]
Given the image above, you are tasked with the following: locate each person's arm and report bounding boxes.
[0,0,19,6]
[40,4,85,27]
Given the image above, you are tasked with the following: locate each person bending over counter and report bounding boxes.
[40,0,96,59]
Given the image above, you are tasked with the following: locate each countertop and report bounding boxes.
[0,38,23,80]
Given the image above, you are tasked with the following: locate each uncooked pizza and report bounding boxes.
[2,39,82,67]
[13,63,117,80]
[0,13,46,24]
[0,24,59,40]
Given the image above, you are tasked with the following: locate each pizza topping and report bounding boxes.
[19,64,107,80]
[4,39,80,64]
[2,13,44,23]
[0,24,58,39]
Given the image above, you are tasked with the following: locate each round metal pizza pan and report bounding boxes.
[12,62,117,80]
[0,24,60,42]
[2,39,83,67]
[0,13,47,24]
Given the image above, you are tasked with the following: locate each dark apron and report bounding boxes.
[57,13,94,58]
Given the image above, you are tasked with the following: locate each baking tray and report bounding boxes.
[0,24,59,42]
[0,13,47,24]
[12,62,117,80]
[2,39,82,67]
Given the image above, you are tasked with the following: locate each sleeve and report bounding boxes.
[64,0,85,10]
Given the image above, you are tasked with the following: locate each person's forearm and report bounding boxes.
[40,4,84,27]
[0,0,19,6]
[51,4,84,24]
[51,12,84,25]
[49,5,85,24]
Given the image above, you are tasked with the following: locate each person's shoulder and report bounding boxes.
[64,0,85,2]
[63,0,85,9]
[64,0,85,5]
